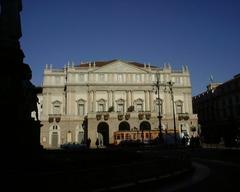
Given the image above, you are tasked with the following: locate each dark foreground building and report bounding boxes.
[0,0,42,159]
[192,74,240,146]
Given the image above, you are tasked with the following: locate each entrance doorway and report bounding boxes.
[140,121,151,131]
[51,132,58,148]
[119,121,130,131]
[97,122,109,146]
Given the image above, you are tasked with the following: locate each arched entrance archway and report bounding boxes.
[97,122,109,146]
[119,121,130,131]
[140,121,151,131]
[139,121,151,143]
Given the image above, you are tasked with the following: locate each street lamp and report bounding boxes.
[165,81,177,145]
[153,71,163,144]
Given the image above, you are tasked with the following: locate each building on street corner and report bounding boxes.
[192,74,240,146]
[37,59,198,148]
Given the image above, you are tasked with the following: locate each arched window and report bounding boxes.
[140,121,151,131]
[119,121,130,131]
[52,100,61,114]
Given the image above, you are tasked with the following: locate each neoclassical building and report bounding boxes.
[38,59,198,148]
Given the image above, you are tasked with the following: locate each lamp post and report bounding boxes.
[153,71,163,144]
[166,81,177,145]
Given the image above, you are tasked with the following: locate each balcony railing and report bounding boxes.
[96,112,110,121]
[48,114,61,123]
[178,113,189,120]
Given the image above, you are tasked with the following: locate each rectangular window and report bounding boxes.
[98,104,104,112]
[136,104,143,112]
[136,74,140,82]
[152,74,155,81]
[53,105,61,114]
[117,104,124,112]
[176,105,183,114]
[117,74,123,82]
[79,74,84,81]
[78,104,84,116]
[99,74,105,81]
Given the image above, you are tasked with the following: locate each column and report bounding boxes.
[88,90,91,112]
[146,90,149,111]
[62,92,66,115]
[108,90,112,108]
[130,90,133,106]
[144,90,148,111]
[126,90,129,108]
[149,91,153,112]
[70,91,76,115]
[67,90,71,115]
[112,90,115,110]
[93,90,96,112]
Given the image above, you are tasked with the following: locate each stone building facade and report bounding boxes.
[38,60,198,148]
[193,74,240,146]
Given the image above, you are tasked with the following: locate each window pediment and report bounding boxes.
[92,60,148,73]
[52,100,61,105]
[76,99,86,104]
[116,98,125,104]
[97,98,106,104]
[154,98,163,104]
[134,98,144,104]
[175,100,183,105]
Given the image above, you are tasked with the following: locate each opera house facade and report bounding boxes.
[38,60,198,148]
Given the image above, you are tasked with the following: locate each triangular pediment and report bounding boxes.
[93,60,147,73]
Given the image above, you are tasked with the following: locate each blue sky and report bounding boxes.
[20,0,240,96]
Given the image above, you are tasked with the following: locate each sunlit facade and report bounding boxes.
[38,59,198,148]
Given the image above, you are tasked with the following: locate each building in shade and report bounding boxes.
[37,59,198,148]
[192,74,240,146]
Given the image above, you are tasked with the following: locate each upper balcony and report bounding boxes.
[177,113,189,121]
